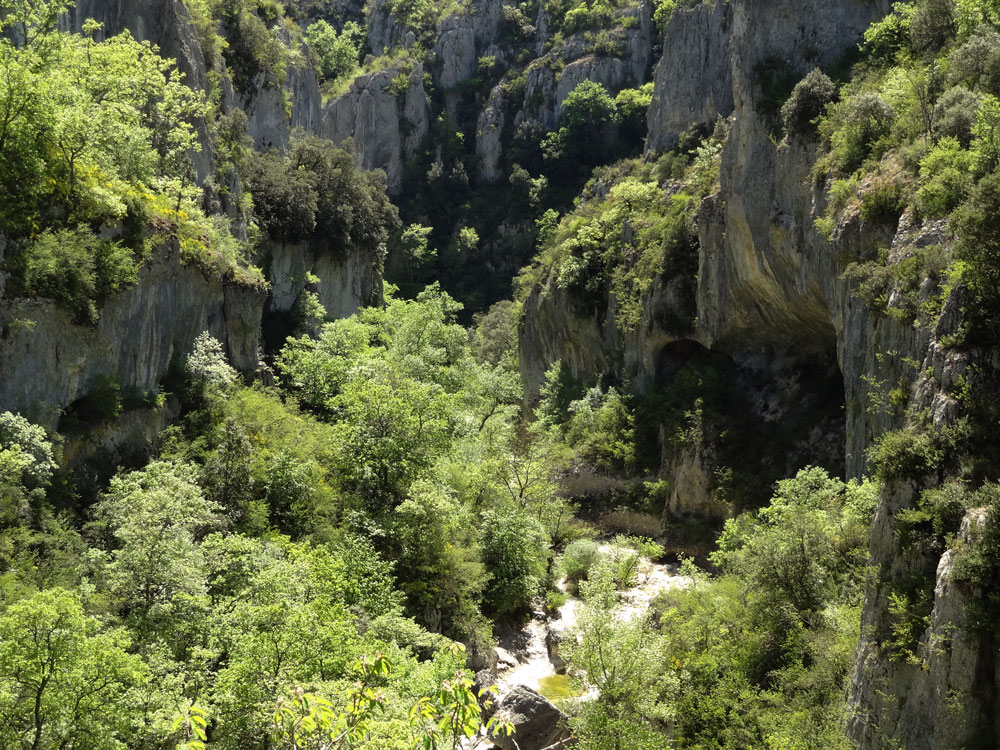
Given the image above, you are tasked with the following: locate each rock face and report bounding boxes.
[663,442,726,518]
[323,64,431,194]
[518,248,692,404]
[0,241,266,428]
[518,0,894,473]
[63,0,216,179]
[366,0,408,56]
[489,686,571,750]
[689,1,1000,744]
[645,1,734,153]
[6,0,386,448]
[519,0,1000,746]
[847,495,995,750]
[843,317,998,750]
[473,4,654,181]
[265,241,383,321]
[475,86,506,182]
[243,55,324,152]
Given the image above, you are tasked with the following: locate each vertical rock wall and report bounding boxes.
[0,241,266,428]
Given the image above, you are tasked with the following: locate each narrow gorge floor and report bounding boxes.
[495,555,693,701]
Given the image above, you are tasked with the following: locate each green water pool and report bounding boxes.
[538,674,582,701]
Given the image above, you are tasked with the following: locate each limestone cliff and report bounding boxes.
[644,0,733,154]
[516,0,1000,746]
[0,241,265,429]
[323,63,431,194]
[1,1,387,445]
[265,239,383,321]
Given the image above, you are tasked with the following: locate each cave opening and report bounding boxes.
[649,337,847,515]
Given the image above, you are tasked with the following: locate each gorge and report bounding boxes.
[0,0,997,748]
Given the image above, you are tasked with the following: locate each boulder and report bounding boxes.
[490,686,572,750]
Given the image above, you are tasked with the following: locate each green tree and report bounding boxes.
[0,588,147,749]
[954,170,1000,342]
[0,411,57,490]
[306,20,363,82]
[92,460,219,637]
[712,467,876,617]
[395,223,436,285]
[276,317,376,412]
[186,332,239,395]
[390,481,487,635]
[207,539,362,746]
[564,565,675,750]
[330,362,455,510]
[544,80,620,167]
[480,507,548,617]
[782,69,837,137]
[245,132,398,251]
[971,92,1000,172]
[614,82,654,144]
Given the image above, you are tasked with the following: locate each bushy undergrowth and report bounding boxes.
[811,0,1000,344]
[514,144,713,332]
[558,468,878,749]
[0,1,266,319]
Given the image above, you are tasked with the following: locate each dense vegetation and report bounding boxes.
[0,0,266,322]
[0,286,543,747]
[7,0,1000,748]
[560,468,877,749]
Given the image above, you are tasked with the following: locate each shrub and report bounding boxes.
[611,534,665,560]
[560,539,603,585]
[652,0,699,32]
[953,170,1000,342]
[860,178,906,226]
[953,483,1000,631]
[934,86,980,146]
[782,69,837,137]
[971,93,1000,172]
[246,149,318,242]
[830,93,896,172]
[849,93,897,148]
[221,0,289,91]
[653,151,687,182]
[480,507,548,617]
[13,228,98,323]
[186,332,238,392]
[948,25,1000,91]
[615,82,655,143]
[306,20,363,82]
[909,0,955,53]
[94,240,140,297]
[868,429,941,481]
[546,590,569,613]
[918,483,971,538]
[862,2,916,62]
[549,80,620,165]
[9,227,139,324]
[290,133,399,251]
[915,136,973,217]
[246,133,399,249]
[564,387,636,472]
[605,546,641,589]
[538,361,584,426]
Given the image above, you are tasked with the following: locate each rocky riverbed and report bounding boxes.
[495,555,693,700]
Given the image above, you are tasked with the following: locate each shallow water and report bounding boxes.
[495,556,691,698]
[538,673,581,701]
